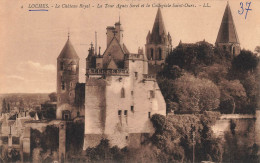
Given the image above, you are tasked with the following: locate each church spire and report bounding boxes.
[216,2,239,44]
[150,8,167,44]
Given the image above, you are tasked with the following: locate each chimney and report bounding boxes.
[115,21,123,45]
[106,26,115,47]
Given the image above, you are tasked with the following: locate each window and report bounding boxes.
[61,81,65,90]
[121,88,125,98]
[60,61,64,70]
[62,110,71,120]
[158,48,162,60]
[126,136,128,140]
[118,110,122,116]
[124,110,128,116]
[134,72,138,79]
[131,106,134,112]
[150,90,155,98]
[131,91,134,96]
[150,48,154,60]
[69,92,72,96]
[70,82,73,87]
[148,112,151,118]
[77,111,80,117]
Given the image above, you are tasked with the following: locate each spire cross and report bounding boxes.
[68,28,70,40]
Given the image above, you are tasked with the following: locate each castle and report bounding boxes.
[55,3,241,149]
[56,9,167,149]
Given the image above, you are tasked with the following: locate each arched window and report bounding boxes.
[121,88,125,98]
[150,48,154,60]
[158,48,162,60]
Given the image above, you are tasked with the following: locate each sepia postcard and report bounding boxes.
[0,0,259,162]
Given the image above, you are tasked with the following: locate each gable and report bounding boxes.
[107,59,118,69]
[102,37,126,68]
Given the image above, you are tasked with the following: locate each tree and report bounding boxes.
[48,92,57,102]
[197,63,228,84]
[232,50,258,72]
[7,103,10,113]
[1,98,7,113]
[219,80,247,113]
[173,74,220,113]
[254,46,260,53]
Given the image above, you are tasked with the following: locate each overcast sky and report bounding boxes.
[0,0,259,93]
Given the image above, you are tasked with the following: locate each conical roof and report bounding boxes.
[58,39,79,59]
[216,3,239,44]
[150,8,167,44]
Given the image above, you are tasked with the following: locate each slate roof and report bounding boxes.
[150,8,167,44]
[216,2,240,44]
[58,39,79,59]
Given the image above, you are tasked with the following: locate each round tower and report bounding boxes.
[56,35,79,120]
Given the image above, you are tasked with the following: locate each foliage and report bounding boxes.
[219,80,247,113]
[232,50,258,72]
[197,63,228,84]
[31,126,59,155]
[1,98,7,113]
[150,113,223,162]
[167,41,216,73]
[66,122,85,156]
[41,107,56,119]
[48,92,57,102]
[255,46,260,53]
[85,139,128,162]
[172,74,220,113]
[223,119,258,162]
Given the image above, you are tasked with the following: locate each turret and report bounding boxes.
[57,34,79,119]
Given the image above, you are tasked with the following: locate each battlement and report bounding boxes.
[143,74,156,80]
[87,68,129,76]
[126,53,144,60]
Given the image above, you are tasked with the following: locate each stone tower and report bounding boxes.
[145,8,172,66]
[56,35,79,120]
[216,2,240,57]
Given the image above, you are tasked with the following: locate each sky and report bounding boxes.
[0,0,259,93]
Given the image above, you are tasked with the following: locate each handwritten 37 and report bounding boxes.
[238,2,252,19]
